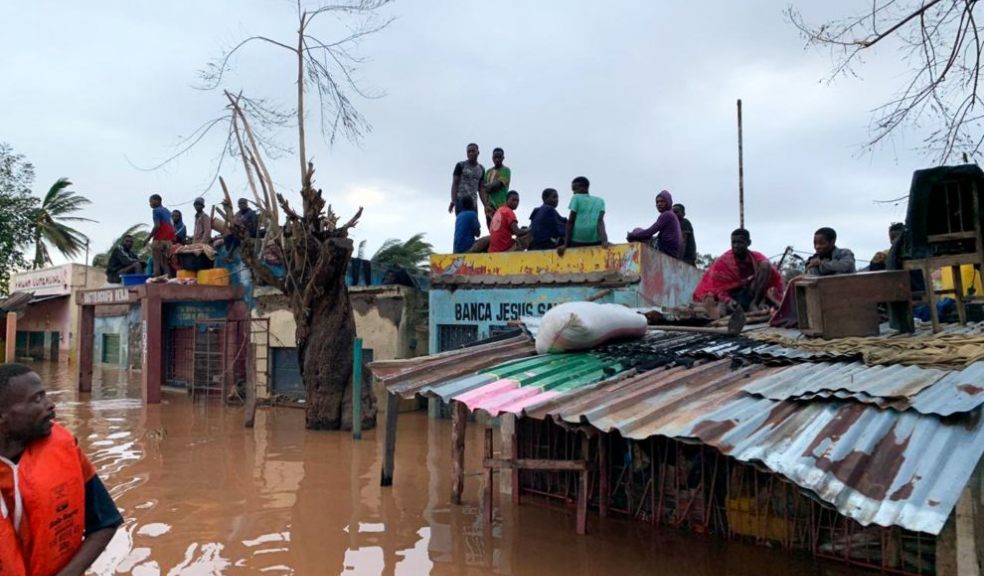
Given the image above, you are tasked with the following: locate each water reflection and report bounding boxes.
[26,361,852,576]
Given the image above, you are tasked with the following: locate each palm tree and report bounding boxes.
[31,178,94,268]
[371,233,434,275]
[91,224,150,268]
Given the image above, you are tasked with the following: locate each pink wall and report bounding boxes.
[17,296,73,355]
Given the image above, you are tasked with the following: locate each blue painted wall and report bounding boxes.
[429,285,643,352]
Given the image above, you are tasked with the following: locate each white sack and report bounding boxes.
[535,302,647,354]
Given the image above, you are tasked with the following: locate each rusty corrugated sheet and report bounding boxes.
[744,361,984,416]
[516,361,984,535]
[374,328,984,534]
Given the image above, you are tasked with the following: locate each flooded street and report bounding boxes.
[35,361,859,575]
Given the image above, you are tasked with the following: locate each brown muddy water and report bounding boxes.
[32,361,862,575]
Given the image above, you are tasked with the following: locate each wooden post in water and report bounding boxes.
[243,331,257,428]
[451,401,468,504]
[577,434,589,535]
[737,98,745,228]
[598,433,609,518]
[484,424,494,525]
[380,392,399,486]
[352,337,363,440]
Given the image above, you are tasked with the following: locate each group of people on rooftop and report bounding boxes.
[104,194,260,284]
[694,225,865,327]
[449,143,697,264]
[447,142,884,328]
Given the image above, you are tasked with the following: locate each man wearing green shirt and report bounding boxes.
[558,176,608,256]
[482,147,512,226]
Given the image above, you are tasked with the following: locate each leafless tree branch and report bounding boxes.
[788,0,984,163]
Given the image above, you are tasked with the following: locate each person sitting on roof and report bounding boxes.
[489,191,529,252]
[672,203,697,266]
[868,222,905,271]
[626,190,682,259]
[769,226,857,328]
[528,188,567,250]
[805,227,856,276]
[105,234,144,284]
[453,195,481,253]
[693,228,782,317]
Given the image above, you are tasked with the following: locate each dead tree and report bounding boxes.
[789,1,984,162]
[202,1,392,430]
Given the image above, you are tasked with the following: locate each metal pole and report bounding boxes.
[737,98,745,228]
[352,337,363,440]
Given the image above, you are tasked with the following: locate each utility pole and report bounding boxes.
[737,98,745,228]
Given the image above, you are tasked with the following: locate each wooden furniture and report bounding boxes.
[795,271,912,339]
[903,258,982,332]
[903,172,984,332]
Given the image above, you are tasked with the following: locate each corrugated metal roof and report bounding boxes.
[521,361,984,535]
[743,361,984,416]
[370,334,535,399]
[373,324,984,534]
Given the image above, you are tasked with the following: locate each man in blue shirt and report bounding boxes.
[453,195,481,253]
[529,188,567,250]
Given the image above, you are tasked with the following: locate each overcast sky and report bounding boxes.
[2,1,931,266]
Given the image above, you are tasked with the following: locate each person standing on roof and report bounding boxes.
[449,143,485,221]
[0,363,123,576]
[192,197,213,245]
[147,194,175,278]
[171,210,188,245]
[557,176,608,256]
[806,227,855,276]
[482,147,511,226]
[626,190,682,259]
[672,203,697,266]
[236,198,259,239]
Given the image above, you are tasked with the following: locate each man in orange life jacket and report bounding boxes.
[0,363,122,576]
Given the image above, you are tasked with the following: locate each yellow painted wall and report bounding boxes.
[430,243,641,278]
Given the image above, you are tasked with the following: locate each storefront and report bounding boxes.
[7,264,103,362]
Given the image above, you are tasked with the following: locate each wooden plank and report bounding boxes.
[952,266,968,324]
[380,392,399,487]
[77,306,94,393]
[483,458,589,471]
[484,426,494,525]
[925,263,942,333]
[577,438,589,536]
[243,339,257,429]
[450,401,467,505]
[141,290,163,404]
[4,314,15,365]
[498,414,519,505]
[598,434,609,518]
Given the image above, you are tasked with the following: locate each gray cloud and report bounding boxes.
[1,1,930,267]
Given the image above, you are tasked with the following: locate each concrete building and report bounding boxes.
[253,283,430,401]
[427,242,702,352]
[4,264,103,362]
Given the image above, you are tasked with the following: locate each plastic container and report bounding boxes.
[197,268,230,286]
[176,270,197,281]
[121,274,150,286]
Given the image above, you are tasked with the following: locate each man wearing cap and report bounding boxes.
[192,198,212,245]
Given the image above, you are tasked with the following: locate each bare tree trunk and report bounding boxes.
[293,236,375,429]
